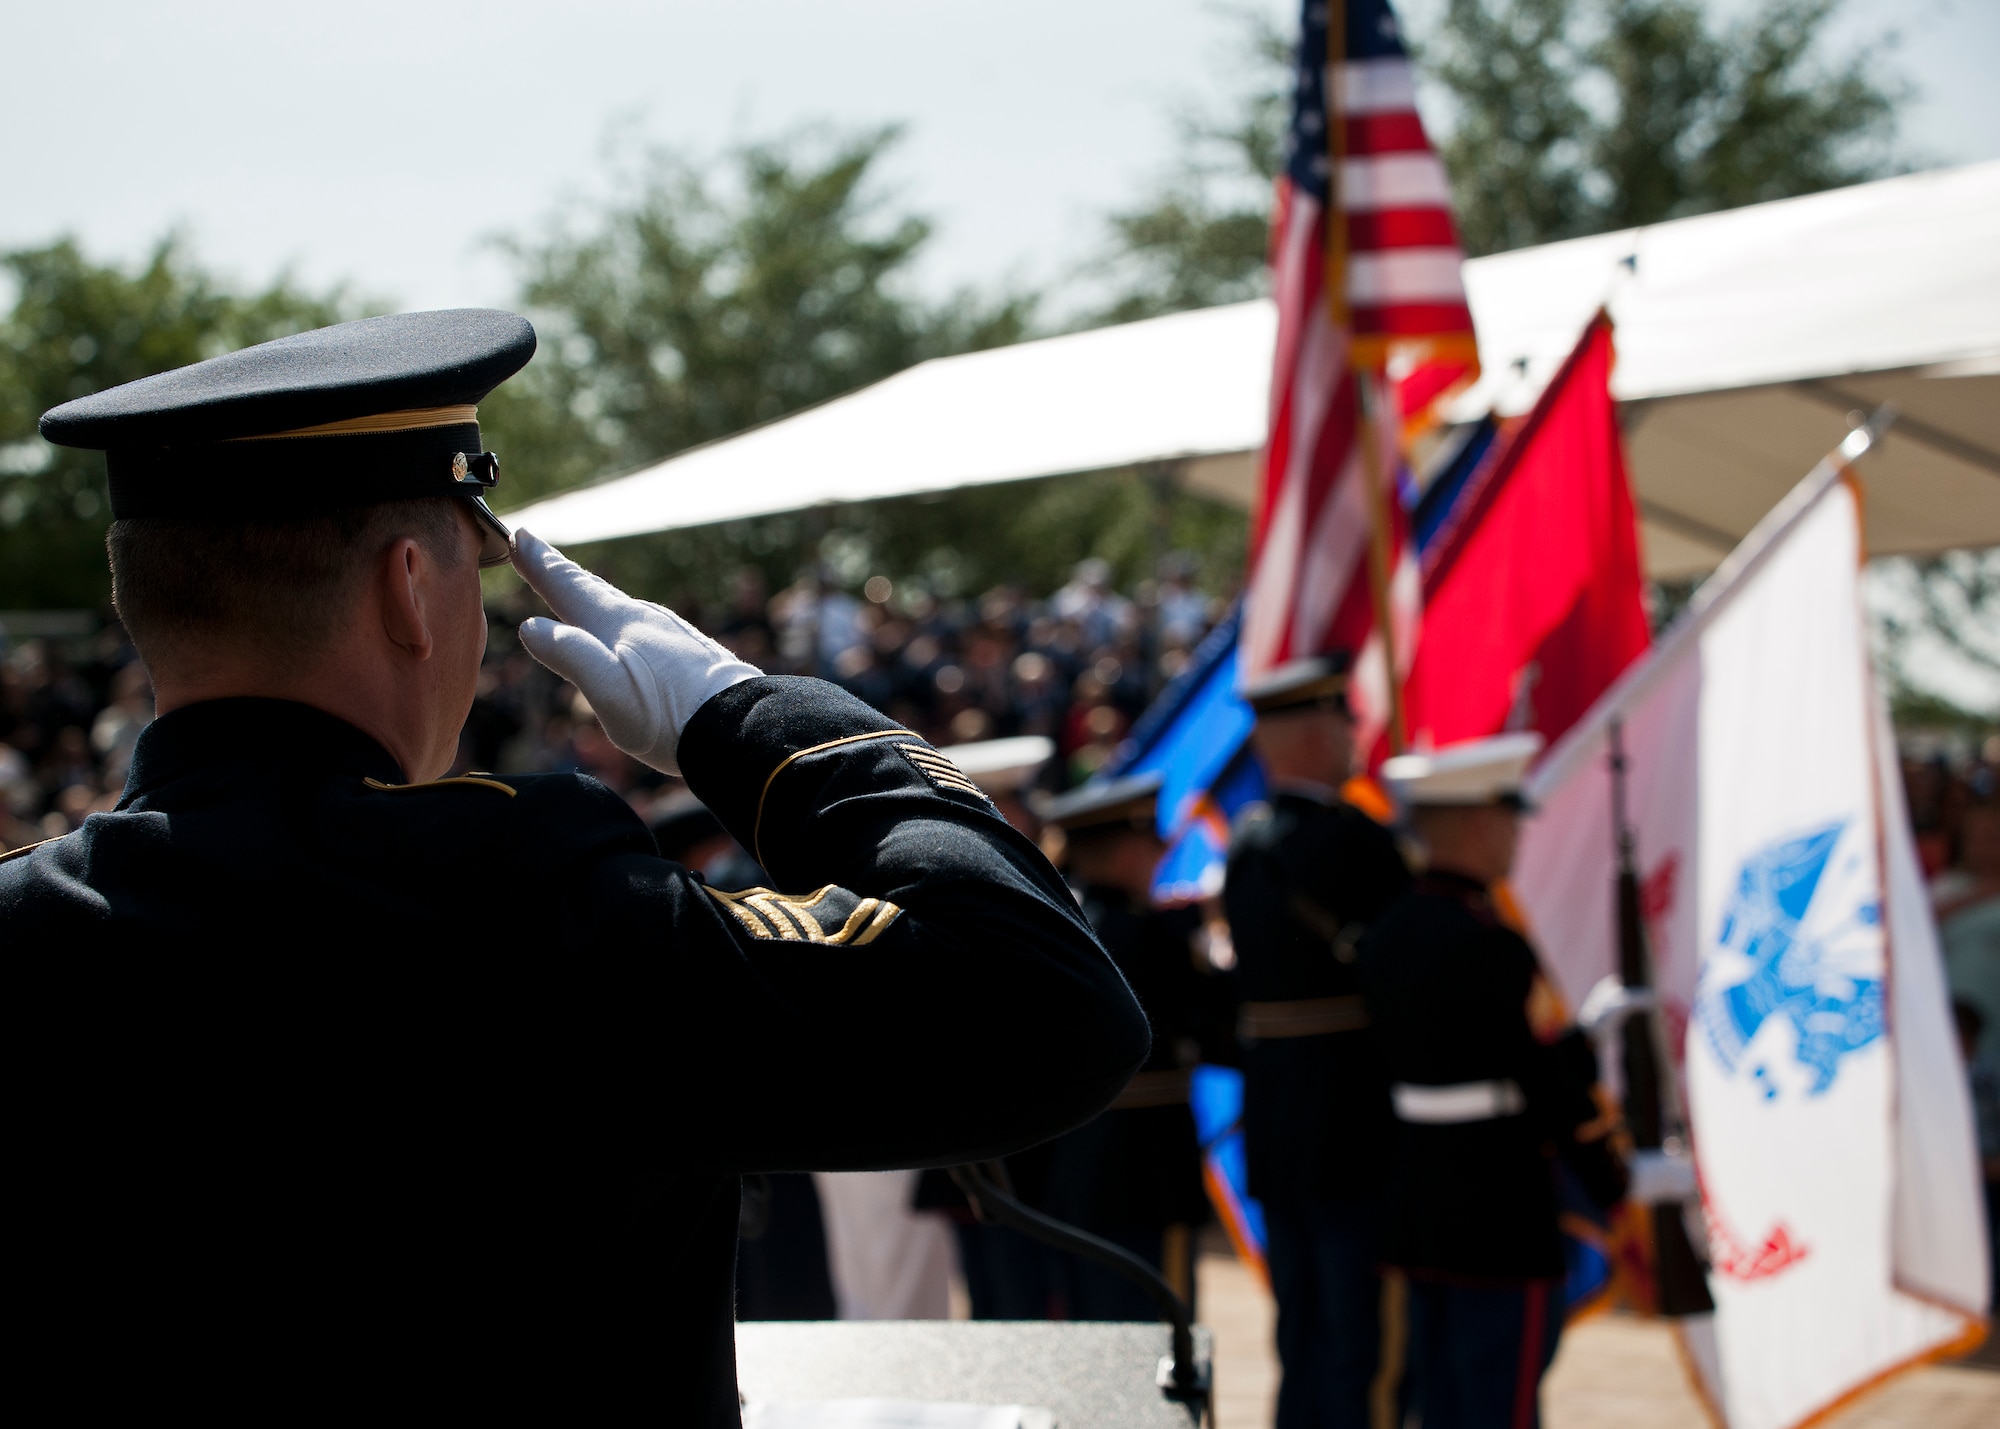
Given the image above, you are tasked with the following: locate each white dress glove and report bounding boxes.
[510,528,762,775]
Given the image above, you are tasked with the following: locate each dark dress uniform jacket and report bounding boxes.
[1359,872,1622,1284]
[1,679,1148,1424]
[1223,789,1410,1204]
[1043,889,1213,1233]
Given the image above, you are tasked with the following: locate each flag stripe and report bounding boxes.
[1348,248,1473,304]
[1344,111,1432,154]
[1346,208,1463,248]
[1335,57,1418,116]
[1339,153,1455,212]
[1352,302,1481,337]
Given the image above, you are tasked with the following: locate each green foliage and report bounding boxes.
[1086,0,1906,307]
[1417,0,1595,256]
[485,127,1035,506]
[486,125,1246,608]
[1424,0,1905,255]
[0,238,349,608]
[1887,685,1998,740]
[1872,549,2000,726]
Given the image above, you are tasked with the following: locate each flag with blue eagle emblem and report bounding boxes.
[1512,446,1988,1428]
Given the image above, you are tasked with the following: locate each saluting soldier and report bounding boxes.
[1,311,1148,1424]
[1038,771,1223,1318]
[1363,735,1627,1429]
[1223,654,1413,1429]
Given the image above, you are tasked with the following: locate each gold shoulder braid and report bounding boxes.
[705,884,903,946]
[362,774,517,798]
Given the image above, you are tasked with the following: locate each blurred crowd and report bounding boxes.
[0,555,1232,848]
[458,554,1229,821]
[5,569,1997,925]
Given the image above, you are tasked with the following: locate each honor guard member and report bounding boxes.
[3,311,1149,1425]
[1038,772,1221,1319]
[1362,735,1627,1429]
[1224,654,1412,1429]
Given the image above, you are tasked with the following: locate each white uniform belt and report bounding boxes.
[1391,1079,1526,1124]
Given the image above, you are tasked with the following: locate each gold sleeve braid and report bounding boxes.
[751,729,912,867]
[704,883,904,946]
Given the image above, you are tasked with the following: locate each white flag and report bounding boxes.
[1511,437,1988,1429]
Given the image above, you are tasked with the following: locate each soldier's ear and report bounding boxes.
[379,537,435,661]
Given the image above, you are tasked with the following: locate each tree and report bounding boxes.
[0,239,348,608]
[1869,551,2000,729]
[487,127,1249,612]
[1427,0,1905,255]
[486,127,1034,508]
[1085,0,1906,310]
[1411,0,1595,257]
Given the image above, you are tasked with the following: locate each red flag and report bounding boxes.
[1403,313,1649,751]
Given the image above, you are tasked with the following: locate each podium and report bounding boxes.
[737,1321,1213,1428]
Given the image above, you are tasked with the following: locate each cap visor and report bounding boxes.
[465,494,514,567]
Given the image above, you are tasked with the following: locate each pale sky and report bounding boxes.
[3,0,1994,317]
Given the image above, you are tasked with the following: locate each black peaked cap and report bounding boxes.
[37,310,534,559]
[1242,652,1353,714]
[1038,770,1163,833]
[40,309,535,450]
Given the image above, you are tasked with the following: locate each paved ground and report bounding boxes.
[1194,1242,1998,1429]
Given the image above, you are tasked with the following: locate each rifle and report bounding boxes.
[1608,717,1715,1316]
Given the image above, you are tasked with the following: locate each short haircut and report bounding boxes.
[107,498,470,675]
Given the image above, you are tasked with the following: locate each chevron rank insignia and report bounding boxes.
[704,884,904,945]
[895,742,993,803]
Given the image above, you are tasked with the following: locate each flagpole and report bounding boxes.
[1357,368,1407,753]
[1329,0,1405,754]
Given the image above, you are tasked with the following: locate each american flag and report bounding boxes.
[1240,0,1479,754]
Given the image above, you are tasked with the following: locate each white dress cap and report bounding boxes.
[1381,731,1546,807]
[942,735,1056,794]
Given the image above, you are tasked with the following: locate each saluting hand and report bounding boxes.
[510,529,762,775]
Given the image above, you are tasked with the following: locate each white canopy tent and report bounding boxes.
[505,162,2000,578]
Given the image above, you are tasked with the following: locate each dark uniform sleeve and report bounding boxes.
[1492,928,1629,1211]
[515,675,1150,1174]
[1528,1025,1629,1210]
